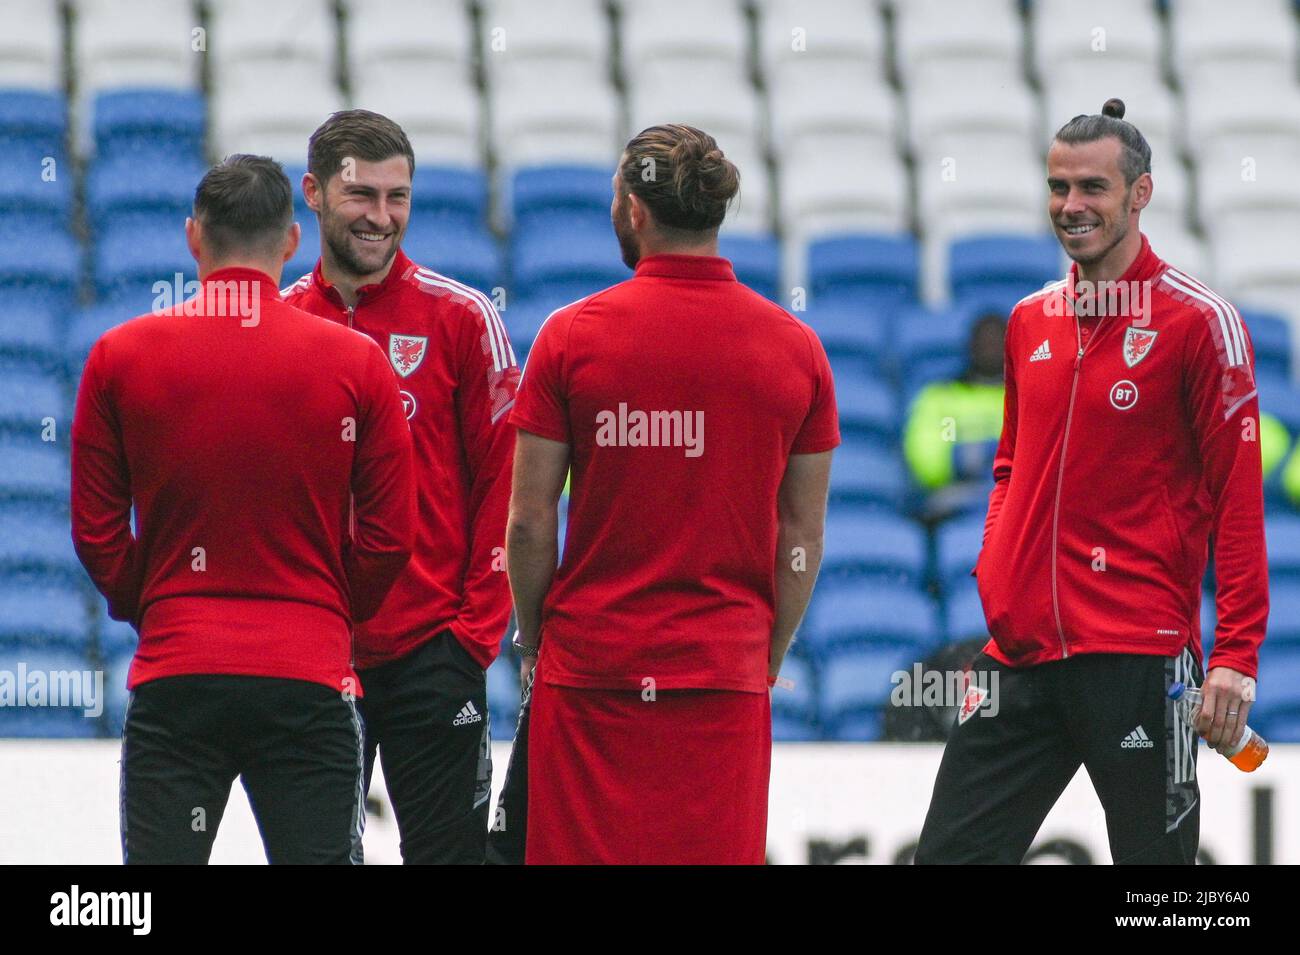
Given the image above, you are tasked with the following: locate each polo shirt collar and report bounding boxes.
[633,253,737,282]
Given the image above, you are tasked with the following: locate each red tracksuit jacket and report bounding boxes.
[976,234,1268,678]
[282,249,519,670]
[71,269,416,692]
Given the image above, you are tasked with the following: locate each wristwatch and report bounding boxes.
[512,630,539,657]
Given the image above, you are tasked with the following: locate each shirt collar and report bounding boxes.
[1064,232,1164,306]
[203,267,281,301]
[312,247,412,308]
[633,253,737,282]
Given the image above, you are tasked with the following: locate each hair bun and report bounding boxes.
[1102,98,1126,119]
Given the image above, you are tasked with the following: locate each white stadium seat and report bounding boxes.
[627,64,763,159]
[478,0,608,78]
[905,69,1038,160]
[207,0,336,79]
[1140,222,1209,284]
[1196,139,1300,224]
[1170,0,1298,92]
[489,62,622,170]
[1212,211,1300,326]
[1031,0,1162,85]
[353,65,482,168]
[212,63,344,164]
[779,136,909,240]
[720,143,772,236]
[1041,72,1177,159]
[620,0,748,80]
[346,0,473,78]
[1183,81,1300,163]
[1141,152,1192,237]
[758,0,886,81]
[74,0,200,94]
[768,63,898,158]
[894,0,1022,87]
[0,0,62,89]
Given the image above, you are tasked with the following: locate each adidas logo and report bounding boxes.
[1029,339,1052,362]
[453,701,483,726]
[1121,725,1155,749]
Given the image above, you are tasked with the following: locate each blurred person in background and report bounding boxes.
[904,313,1007,522]
[283,110,519,864]
[507,124,840,864]
[72,155,415,864]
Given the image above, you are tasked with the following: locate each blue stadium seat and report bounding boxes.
[0,144,72,230]
[0,578,91,650]
[0,503,79,578]
[103,642,135,735]
[1265,514,1300,579]
[1263,579,1300,645]
[820,642,919,728]
[948,234,1061,312]
[1256,374,1300,436]
[896,305,973,402]
[827,708,884,741]
[511,217,626,296]
[944,579,990,642]
[511,165,611,227]
[808,234,919,307]
[1256,645,1300,714]
[402,221,503,294]
[412,166,490,226]
[772,651,818,717]
[0,368,65,436]
[834,367,899,442]
[0,437,69,502]
[0,227,79,312]
[1255,708,1300,743]
[0,645,100,739]
[805,300,890,366]
[771,711,821,741]
[827,440,909,508]
[85,154,206,224]
[804,584,939,655]
[935,511,986,586]
[93,219,194,298]
[822,508,927,585]
[68,303,129,361]
[719,233,781,301]
[0,304,59,368]
[0,90,67,152]
[1242,309,1292,381]
[92,89,206,161]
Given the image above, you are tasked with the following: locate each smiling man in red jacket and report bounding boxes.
[916,100,1269,865]
[72,155,415,864]
[283,110,519,864]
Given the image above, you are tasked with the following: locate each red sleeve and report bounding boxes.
[450,297,522,660]
[71,339,142,623]
[791,326,841,454]
[1185,309,1268,679]
[978,312,1019,572]
[509,307,572,443]
[346,342,416,623]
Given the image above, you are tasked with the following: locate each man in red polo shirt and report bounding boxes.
[72,155,415,864]
[507,124,840,864]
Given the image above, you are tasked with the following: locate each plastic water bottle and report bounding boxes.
[1168,682,1269,772]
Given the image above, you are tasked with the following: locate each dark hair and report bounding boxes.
[617,124,740,232]
[193,154,293,258]
[307,109,415,190]
[1053,98,1152,186]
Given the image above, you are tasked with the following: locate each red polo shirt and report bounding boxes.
[511,253,840,693]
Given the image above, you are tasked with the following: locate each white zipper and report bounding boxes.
[1049,310,1106,657]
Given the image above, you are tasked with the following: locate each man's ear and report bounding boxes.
[283,222,301,264]
[1130,171,1153,213]
[302,172,324,214]
[185,216,201,263]
[628,191,649,232]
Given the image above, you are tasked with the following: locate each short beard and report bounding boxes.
[321,210,399,279]
[1065,189,1132,267]
[612,198,640,270]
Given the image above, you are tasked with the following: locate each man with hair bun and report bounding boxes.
[916,100,1268,864]
[507,124,840,864]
